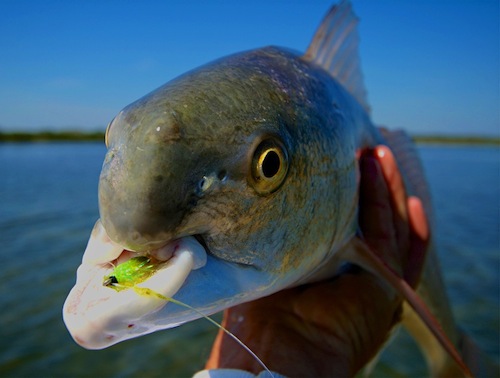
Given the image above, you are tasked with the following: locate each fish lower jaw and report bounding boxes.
[63,221,207,349]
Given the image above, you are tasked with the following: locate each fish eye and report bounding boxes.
[249,138,289,195]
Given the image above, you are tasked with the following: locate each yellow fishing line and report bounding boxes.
[103,258,274,377]
[133,286,274,378]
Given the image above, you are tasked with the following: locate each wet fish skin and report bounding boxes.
[100,47,377,276]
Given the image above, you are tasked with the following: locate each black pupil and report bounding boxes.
[262,150,281,178]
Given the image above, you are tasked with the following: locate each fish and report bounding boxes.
[63,1,493,376]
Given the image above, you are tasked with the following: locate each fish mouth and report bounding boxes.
[64,220,281,350]
[63,220,208,349]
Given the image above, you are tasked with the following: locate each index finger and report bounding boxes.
[375,146,408,223]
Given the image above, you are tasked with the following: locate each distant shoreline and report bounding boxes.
[0,130,498,146]
[0,131,104,142]
[411,135,499,146]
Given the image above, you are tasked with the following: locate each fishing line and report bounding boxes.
[104,256,274,376]
[133,287,275,378]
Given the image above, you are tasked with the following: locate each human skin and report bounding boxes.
[205,146,429,377]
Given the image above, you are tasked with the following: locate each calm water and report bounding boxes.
[0,143,498,377]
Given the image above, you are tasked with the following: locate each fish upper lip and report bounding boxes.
[112,234,207,267]
[100,234,209,277]
[82,220,253,276]
[80,220,210,287]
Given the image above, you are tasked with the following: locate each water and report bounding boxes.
[0,143,498,377]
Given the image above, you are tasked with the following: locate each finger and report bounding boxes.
[205,309,229,369]
[374,146,410,269]
[359,151,393,240]
[374,146,408,222]
[405,196,430,287]
[358,150,401,273]
[408,196,429,242]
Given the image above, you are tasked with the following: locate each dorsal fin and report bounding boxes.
[304,1,370,113]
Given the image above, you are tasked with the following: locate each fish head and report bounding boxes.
[99,73,294,267]
[63,48,359,349]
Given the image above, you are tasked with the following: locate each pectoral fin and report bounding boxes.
[345,238,473,377]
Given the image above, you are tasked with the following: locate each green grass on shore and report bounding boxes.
[0,130,104,142]
[0,130,498,146]
[412,134,499,146]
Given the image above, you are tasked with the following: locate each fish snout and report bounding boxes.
[98,146,193,252]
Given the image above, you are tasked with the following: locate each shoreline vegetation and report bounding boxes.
[0,130,498,146]
[0,130,104,142]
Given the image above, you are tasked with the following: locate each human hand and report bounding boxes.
[358,146,429,288]
[205,146,429,377]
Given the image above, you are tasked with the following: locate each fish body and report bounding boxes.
[63,2,491,376]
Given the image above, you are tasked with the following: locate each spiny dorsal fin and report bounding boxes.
[304,1,370,113]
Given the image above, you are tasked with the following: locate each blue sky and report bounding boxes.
[0,0,498,136]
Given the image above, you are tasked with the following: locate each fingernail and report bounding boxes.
[376,146,386,158]
[375,146,394,161]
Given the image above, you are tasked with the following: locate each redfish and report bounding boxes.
[63,2,491,376]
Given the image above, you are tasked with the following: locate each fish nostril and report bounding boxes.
[217,170,227,181]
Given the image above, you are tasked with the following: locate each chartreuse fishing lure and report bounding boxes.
[103,256,273,377]
[103,256,157,290]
